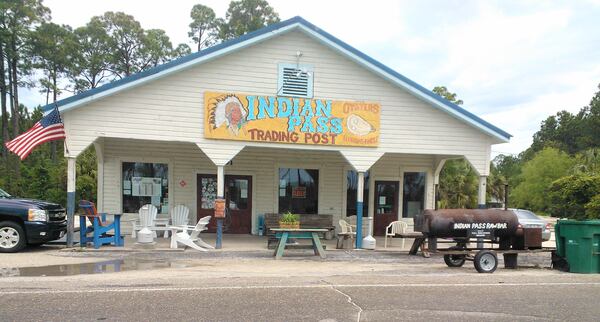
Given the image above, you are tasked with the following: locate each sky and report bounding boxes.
[21,0,600,156]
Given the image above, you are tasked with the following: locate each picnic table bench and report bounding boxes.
[270,228,328,259]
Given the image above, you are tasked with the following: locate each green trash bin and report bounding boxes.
[555,220,600,274]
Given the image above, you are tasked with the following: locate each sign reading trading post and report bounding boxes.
[204,92,380,147]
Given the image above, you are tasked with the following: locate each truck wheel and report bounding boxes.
[0,221,26,253]
[444,246,466,267]
[474,250,498,273]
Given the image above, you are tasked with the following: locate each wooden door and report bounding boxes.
[374,181,399,236]
[223,175,252,234]
[197,174,252,234]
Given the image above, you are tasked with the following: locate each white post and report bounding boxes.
[478,175,487,209]
[217,165,224,198]
[66,157,76,247]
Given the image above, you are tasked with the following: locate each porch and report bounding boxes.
[65,137,491,249]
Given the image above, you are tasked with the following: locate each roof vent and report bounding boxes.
[277,63,313,98]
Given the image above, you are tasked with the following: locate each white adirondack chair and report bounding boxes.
[132,204,158,238]
[384,220,408,248]
[169,216,213,251]
[337,219,356,249]
[170,205,190,227]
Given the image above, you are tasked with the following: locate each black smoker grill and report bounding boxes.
[412,209,552,273]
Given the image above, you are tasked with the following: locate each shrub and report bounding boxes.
[548,174,600,219]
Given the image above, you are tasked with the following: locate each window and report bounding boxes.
[278,168,318,214]
[227,178,249,210]
[277,63,314,98]
[403,172,426,218]
[122,162,168,214]
[346,170,370,217]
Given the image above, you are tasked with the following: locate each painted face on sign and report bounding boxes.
[226,102,243,126]
[209,95,247,136]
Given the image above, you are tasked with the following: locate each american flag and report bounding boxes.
[5,106,66,160]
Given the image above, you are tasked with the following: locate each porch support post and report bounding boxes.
[356,171,365,248]
[478,175,487,209]
[216,165,224,249]
[66,157,76,247]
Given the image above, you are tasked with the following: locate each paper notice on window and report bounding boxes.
[123,180,131,189]
[151,196,161,207]
[279,188,286,197]
[132,177,162,196]
[152,178,162,196]
[279,179,286,188]
[123,189,131,196]
[131,177,142,196]
[379,196,386,205]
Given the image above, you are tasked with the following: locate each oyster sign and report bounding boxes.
[204,92,380,147]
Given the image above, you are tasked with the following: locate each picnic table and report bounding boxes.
[270,228,328,259]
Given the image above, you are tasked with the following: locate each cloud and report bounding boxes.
[483,68,600,156]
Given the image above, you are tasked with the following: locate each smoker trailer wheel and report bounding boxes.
[443,246,467,267]
[474,250,498,273]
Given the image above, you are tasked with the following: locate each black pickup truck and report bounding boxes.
[0,188,67,252]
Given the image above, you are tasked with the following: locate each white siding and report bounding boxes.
[63,30,496,175]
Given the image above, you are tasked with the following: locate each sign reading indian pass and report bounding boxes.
[204,92,380,147]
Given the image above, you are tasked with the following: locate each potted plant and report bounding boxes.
[279,212,300,229]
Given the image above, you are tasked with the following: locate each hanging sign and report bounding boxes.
[204,92,380,147]
[214,198,226,218]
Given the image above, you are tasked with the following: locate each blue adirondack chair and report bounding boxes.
[79,200,124,249]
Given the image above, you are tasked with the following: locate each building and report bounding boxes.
[45,17,511,247]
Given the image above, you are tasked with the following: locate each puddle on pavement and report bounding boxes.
[0,258,200,278]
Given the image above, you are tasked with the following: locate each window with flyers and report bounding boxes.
[122,162,168,213]
[278,168,319,214]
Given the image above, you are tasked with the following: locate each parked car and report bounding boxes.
[511,209,552,241]
[0,188,66,252]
